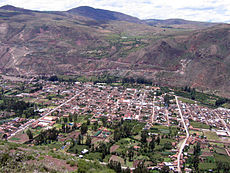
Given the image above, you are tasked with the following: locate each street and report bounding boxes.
[9,89,86,138]
[175,96,189,173]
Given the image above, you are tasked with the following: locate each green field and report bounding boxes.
[214,153,230,163]
[204,131,220,140]
[190,121,210,129]
[223,103,230,109]
[9,137,20,141]
[178,97,195,104]
[199,163,217,170]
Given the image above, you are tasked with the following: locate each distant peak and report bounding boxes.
[67,6,142,24]
[67,6,98,13]
[0,5,31,12]
[0,5,18,10]
[76,6,95,10]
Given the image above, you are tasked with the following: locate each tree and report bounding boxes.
[191,88,196,100]
[193,155,199,171]
[193,143,201,172]
[215,98,228,107]
[86,135,91,146]
[26,129,33,140]
[93,121,98,131]
[1,88,4,95]
[160,165,170,173]
[141,130,148,144]
[35,128,59,145]
[80,123,88,135]
[193,142,201,155]
[73,113,78,122]
[123,123,132,137]
[101,116,107,127]
[149,136,155,151]
[70,138,75,148]
[114,128,121,142]
[163,142,172,150]
[48,75,58,81]
[156,136,160,145]
[164,94,170,105]
[62,123,66,133]
[2,134,7,140]
[77,134,83,145]
[128,148,134,161]
[63,117,68,123]
[108,160,122,173]
[69,114,73,122]
[134,161,149,173]
[87,119,90,125]
[209,125,213,131]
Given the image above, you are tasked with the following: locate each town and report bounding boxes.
[0,75,230,173]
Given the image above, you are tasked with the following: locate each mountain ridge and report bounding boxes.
[0,5,229,97]
[0,5,219,26]
[67,6,143,24]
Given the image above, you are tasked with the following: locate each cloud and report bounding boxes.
[0,0,230,23]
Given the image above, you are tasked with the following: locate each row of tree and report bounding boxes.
[0,97,37,118]
[34,128,59,145]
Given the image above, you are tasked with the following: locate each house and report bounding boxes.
[133,145,141,150]
[63,114,69,118]
[81,149,89,154]
[42,116,58,122]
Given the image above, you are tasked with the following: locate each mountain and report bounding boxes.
[145,18,218,29]
[0,5,229,97]
[67,6,143,24]
[0,5,32,13]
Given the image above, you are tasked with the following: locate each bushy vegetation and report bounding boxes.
[0,96,37,119]
[47,74,153,86]
[34,128,59,145]
[174,86,229,108]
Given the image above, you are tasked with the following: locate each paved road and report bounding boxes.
[151,96,156,124]
[175,96,189,173]
[226,148,230,157]
[9,89,86,138]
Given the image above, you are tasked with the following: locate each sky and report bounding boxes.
[0,0,230,23]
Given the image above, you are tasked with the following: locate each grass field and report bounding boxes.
[204,131,220,140]
[9,137,20,141]
[223,103,230,109]
[214,147,227,155]
[163,158,171,162]
[199,163,217,170]
[178,97,195,104]
[190,121,210,129]
[209,142,224,148]
[214,153,230,163]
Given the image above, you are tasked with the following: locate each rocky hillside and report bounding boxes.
[0,5,229,97]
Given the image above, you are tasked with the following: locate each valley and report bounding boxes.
[0,75,230,172]
[0,4,230,173]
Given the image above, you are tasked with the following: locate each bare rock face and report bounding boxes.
[0,5,229,97]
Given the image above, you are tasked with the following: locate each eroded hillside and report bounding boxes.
[0,6,229,97]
